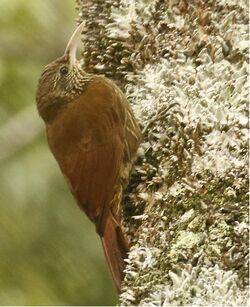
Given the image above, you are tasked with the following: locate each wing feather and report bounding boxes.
[46,76,140,235]
[50,106,125,235]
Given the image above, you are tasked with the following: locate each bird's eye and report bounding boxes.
[60,66,69,75]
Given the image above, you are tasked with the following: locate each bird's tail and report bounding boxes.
[101,214,129,293]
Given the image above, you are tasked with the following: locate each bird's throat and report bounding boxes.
[38,97,69,123]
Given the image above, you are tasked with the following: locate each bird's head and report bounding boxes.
[36,21,91,122]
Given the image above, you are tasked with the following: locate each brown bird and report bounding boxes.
[36,22,141,292]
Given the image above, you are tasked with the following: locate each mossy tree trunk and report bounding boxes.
[77,0,249,305]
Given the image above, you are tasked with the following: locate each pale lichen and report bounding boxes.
[76,0,249,305]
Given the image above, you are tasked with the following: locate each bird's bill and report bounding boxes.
[64,21,85,66]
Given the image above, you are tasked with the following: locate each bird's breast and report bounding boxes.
[46,76,126,152]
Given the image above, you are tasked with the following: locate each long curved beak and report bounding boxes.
[64,21,85,66]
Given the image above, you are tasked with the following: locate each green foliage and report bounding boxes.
[0,1,116,305]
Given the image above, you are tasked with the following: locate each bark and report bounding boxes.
[76,0,249,305]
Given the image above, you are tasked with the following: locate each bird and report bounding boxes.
[36,21,141,293]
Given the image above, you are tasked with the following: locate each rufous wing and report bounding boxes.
[63,129,124,234]
[50,107,129,291]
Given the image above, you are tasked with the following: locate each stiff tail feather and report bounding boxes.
[101,214,129,293]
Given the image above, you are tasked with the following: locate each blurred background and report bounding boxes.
[0,0,117,305]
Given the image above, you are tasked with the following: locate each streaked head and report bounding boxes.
[36,21,91,122]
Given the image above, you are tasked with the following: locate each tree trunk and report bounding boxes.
[76,0,249,305]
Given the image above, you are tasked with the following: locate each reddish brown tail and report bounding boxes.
[101,214,129,293]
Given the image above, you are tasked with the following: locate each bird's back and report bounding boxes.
[46,75,140,232]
